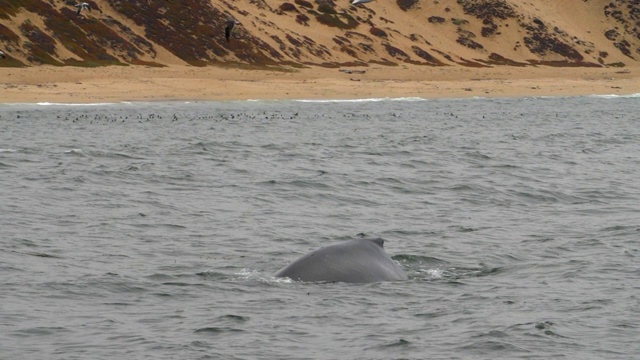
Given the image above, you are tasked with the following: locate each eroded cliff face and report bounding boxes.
[1,0,639,68]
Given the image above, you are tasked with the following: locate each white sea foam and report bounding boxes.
[422,268,444,280]
[586,93,640,99]
[294,97,428,103]
[64,149,86,156]
[37,102,126,106]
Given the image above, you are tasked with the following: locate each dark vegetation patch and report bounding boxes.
[523,33,583,61]
[236,43,285,66]
[380,17,394,24]
[412,46,447,65]
[396,0,419,11]
[20,21,63,65]
[316,0,337,14]
[457,36,484,50]
[481,23,498,37]
[333,36,352,45]
[433,49,454,62]
[605,29,619,41]
[295,0,314,9]
[532,18,546,30]
[127,59,166,67]
[0,55,26,67]
[279,3,298,12]
[336,61,367,67]
[0,23,21,44]
[457,0,515,37]
[19,21,56,55]
[457,0,516,21]
[296,14,311,25]
[272,34,301,59]
[527,60,601,67]
[310,43,332,59]
[271,35,286,53]
[370,27,388,38]
[451,18,469,26]
[314,12,358,29]
[345,31,373,42]
[603,1,640,59]
[68,10,146,62]
[317,3,336,14]
[102,16,156,58]
[482,53,526,66]
[359,43,375,53]
[106,0,225,64]
[286,33,331,60]
[614,39,632,57]
[369,59,398,66]
[456,57,491,67]
[308,61,366,68]
[3,0,121,65]
[384,43,409,59]
[409,33,432,46]
[428,16,446,24]
[53,8,121,64]
[514,9,588,62]
[339,45,359,58]
[106,0,280,66]
[0,23,28,66]
[0,0,22,18]
[286,34,303,47]
[456,29,483,50]
[309,61,341,68]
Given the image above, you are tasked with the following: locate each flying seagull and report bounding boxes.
[351,0,374,5]
[75,2,91,15]
[0,51,5,59]
[225,18,240,43]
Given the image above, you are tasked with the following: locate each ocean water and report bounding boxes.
[1,96,639,359]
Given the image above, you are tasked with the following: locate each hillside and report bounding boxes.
[1,0,640,69]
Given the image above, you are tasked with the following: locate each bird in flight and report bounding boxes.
[75,2,91,16]
[351,0,374,5]
[225,18,240,43]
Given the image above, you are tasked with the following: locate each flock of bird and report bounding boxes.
[38,110,382,125]
[0,0,376,60]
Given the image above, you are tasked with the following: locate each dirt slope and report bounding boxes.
[1,0,640,68]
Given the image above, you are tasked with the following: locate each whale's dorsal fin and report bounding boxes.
[275,237,406,283]
[369,238,384,248]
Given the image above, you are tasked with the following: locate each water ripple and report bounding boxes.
[1,97,640,359]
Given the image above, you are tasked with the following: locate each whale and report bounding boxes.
[274,238,407,283]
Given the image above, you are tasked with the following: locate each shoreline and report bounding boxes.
[1,64,639,104]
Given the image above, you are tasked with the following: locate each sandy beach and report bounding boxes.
[1,64,639,103]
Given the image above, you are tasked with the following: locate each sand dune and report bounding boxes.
[1,0,640,102]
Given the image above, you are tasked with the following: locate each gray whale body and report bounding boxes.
[274,238,407,283]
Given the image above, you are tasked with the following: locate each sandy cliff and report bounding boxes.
[1,0,640,69]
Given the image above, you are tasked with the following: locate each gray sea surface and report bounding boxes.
[1,96,639,359]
